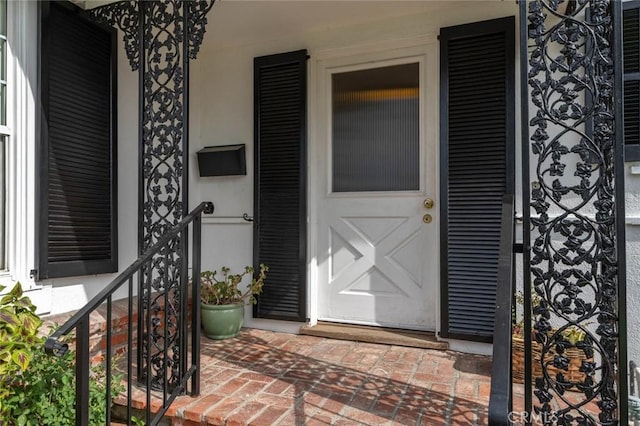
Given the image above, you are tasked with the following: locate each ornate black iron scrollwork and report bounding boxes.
[140,0,186,390]
[526,0,621,423]
[86,1,140,70]
[89,0,215,392]
[187,1,215,60]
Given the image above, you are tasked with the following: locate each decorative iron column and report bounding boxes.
[521,0,627,423]
[88,0,214,391]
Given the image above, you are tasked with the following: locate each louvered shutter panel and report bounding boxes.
[39,1,117,279]
[440,18,515,342]
[624,2,640,161]
[253,50,307,321]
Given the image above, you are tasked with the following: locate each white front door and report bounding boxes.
[316,43,438,330]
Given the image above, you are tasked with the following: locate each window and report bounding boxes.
[331,63,420,192]
[0,0,7,271]
[38,1,117,279]
[624,1,640,161]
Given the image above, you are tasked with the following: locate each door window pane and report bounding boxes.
[332,63,419,192]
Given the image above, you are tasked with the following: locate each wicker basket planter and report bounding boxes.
[512,335,592,385]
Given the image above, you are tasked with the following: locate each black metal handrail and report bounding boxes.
[44,201,214,426]
[488,194,516,425]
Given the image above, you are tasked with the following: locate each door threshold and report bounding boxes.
[300,321,448,351]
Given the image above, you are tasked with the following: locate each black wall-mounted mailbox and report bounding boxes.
[196,144,246,177]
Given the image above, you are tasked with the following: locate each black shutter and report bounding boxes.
[38,1,117,279]
[624,1,640,161]
[253,50,307,321]
[440,17,515,342]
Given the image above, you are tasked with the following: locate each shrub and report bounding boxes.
[0,282,42,418]
[2,338,124,425]
[0,282,124,425]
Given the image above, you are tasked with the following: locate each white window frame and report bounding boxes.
[0,0,8,274]
[0,0,39,290]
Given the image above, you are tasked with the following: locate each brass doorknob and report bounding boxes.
[424,198,434,209]
[423,214,432,224]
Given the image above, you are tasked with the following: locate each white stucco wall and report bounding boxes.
[626,167,640,365]
[623,9,640,374]
[187,0,640,359]
[188,1,520,353]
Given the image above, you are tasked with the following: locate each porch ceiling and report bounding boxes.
[83,0,461,50]
[204,1,438,49]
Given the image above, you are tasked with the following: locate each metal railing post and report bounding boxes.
[76,319,90,426]
[191,212,202,396]
[488,194,515,425]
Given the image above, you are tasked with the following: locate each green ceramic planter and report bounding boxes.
[201,303,244,340]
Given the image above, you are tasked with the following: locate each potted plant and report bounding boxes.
[512,291,591,385]
[199,264,268,340]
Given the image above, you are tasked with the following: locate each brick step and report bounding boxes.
[108,328,492,425]
[42,297,139,362]
[110,357,275,426]
[45,309,492,425]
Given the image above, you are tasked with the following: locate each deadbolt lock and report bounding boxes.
[423,214,432,224]
[423,198,434,209]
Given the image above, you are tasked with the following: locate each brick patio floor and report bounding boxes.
[144,328,493,425]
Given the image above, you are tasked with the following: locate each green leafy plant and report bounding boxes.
[511,290,540,338]
[512,290,587,344]
[131,415,146,426]
[200,264,268,305]
[0,282,125,425]
[2,336,125,425]
[0,282,42,374]
[0,282,42,417]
